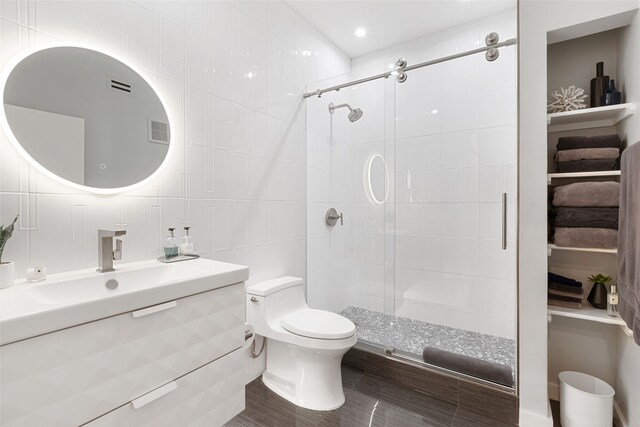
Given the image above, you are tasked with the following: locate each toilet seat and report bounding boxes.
[281,309,355,340]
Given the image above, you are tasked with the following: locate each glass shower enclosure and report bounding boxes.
[305,10,518,389]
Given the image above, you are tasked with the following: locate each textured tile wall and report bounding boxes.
[0,0,350,383]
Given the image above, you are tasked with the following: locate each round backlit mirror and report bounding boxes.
[0,45,172,193]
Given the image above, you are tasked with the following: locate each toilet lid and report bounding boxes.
[281,309,356,340]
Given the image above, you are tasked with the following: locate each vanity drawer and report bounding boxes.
[84,348,245,427]
[0,283,244,427]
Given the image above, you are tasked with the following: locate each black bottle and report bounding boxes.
[600,80,622,106]
[590,62,609,108]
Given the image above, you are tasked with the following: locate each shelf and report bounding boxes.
[548,305,627,325]
[547,170,621,184]
[547,244,617,256]
[547,103,635,132]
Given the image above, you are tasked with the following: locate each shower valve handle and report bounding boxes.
[325,208,343,226]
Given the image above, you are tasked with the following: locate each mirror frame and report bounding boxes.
[0,43,174,195]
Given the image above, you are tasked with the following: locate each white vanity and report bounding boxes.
[0,40,250,427]
[0,258,249,427]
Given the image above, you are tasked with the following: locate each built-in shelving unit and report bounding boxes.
[547,102,635,132]
[546,102,625,263]
[547,170,621,184]
[548,305,633,337]
[544,18,638,416]
[548,305,625,325]
[547,243,617,256]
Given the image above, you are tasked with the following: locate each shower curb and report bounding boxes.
[343,347,519,426]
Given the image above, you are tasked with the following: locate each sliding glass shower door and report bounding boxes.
[306,9,518,389]
[390,35,518,375]
[305,70,393,317]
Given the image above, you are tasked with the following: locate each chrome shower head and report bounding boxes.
[348,108,363,122]
[328,102,363,122]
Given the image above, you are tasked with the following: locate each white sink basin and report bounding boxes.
[0,258,249,345]
[27,262,196,305]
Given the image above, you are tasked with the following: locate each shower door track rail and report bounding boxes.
[355,339,516,394]
[303,37,517,99]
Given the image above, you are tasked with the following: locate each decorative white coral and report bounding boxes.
[547,86,588,113]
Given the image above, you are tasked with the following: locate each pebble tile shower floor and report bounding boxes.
[340,307,515,373]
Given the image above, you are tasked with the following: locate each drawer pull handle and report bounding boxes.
[132,301,177,318]
[131,381,177,410]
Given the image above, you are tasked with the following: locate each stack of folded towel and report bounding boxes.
[554,134,621,173]
[550,181,620,249]
[548,272,584,308]
[547,273,584,308]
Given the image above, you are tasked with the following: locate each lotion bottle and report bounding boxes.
[607,284,619,317]
[180,226,194,255]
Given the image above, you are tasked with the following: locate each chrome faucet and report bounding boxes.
[97,229,126,273]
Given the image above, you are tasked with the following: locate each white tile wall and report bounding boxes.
[307,9,517,339]
[0,0,350,382]
[305,71,364,312]
[0,0,349,277]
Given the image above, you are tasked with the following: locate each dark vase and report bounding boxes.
[588,282,608,309]
[601,80,622,106]
[590,62,609,108]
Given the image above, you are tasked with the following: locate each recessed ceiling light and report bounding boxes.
[355,28,366,38]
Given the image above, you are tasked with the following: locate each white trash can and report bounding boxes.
[559,371,615,427]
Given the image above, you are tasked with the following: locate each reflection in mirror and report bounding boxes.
[364,153,389,205]
[1,46,171,190]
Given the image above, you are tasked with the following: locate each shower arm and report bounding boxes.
[303,35,517,99]
[331,103,352,111]
[328,103,353,114]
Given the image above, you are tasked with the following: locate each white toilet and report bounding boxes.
[246,276,357,411]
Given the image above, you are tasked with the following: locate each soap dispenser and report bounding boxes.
[180,226,194,255]
[164,228,179,258]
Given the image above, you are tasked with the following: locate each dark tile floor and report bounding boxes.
[225,367,517,426]
[551,400,560,427]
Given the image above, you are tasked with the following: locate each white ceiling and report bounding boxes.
[287,0,515,58]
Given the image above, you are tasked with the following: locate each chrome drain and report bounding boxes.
[105,279,119,290]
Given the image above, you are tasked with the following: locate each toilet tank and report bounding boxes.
[246,277,307,332]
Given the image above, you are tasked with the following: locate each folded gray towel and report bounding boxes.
[549,272,583,288]
[549,288,584,299]
[553,227,618,249]
[550,207,619,229]
[556,134,621,150]
[618,142,640,345]
[548,295,583,309]
[553,182,620,207]
[422,347,513,387]
[556,158,618,173]
[554,147,620,162]
[549,282,584,296]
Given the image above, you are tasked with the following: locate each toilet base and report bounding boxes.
[261,339,352,411]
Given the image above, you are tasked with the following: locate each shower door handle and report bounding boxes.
[501,193,507,250]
